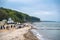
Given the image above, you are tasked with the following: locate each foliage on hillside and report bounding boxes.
[0,7,40,22]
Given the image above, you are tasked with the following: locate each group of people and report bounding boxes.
[0,25,5,29]
[0,23,31,30]
[0,25,16,30]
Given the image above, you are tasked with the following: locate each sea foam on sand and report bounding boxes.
[31,29,45,40]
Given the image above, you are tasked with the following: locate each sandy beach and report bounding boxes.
[0,26,38,40]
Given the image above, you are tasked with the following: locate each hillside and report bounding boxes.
[0,7,40,22]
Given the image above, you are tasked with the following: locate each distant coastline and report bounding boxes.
[40,21,56,22]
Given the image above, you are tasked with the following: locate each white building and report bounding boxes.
[7,18,14,24]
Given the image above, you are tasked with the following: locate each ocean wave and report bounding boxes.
[31,29,45,40]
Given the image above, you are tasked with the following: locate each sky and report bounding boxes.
[0,0,60,21]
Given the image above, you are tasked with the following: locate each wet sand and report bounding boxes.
[24,31,39,40]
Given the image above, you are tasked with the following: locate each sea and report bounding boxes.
[32,22,60,40]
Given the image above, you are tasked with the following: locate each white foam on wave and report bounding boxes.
[31,29,45,40]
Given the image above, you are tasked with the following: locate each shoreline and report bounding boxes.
[0,24,39,40]
[24,30,39,40]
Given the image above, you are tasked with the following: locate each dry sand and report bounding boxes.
[0,26,38,40]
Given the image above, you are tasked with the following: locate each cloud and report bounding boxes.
[7,0,31,2]
[31,11,52,16]
[0,0,6,6]
[7,0,45,5]
[7,0,38,4]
